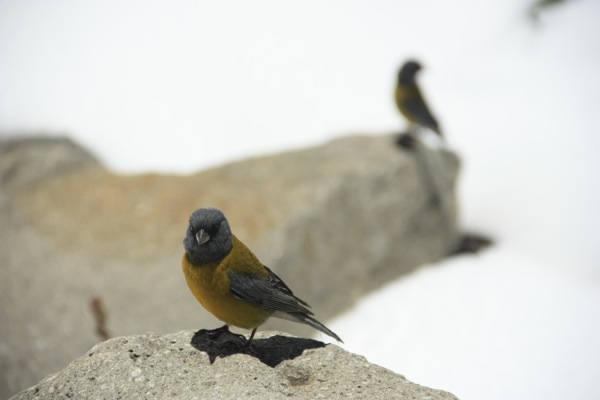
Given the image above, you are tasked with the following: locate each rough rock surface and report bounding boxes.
[0,134,460,398]
[11,330,459,400]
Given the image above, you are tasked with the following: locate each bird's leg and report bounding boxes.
[396,123,421,150]
[246,328,257,347]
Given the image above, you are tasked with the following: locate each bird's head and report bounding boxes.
[398,60,422,85]
[183,207,233,264]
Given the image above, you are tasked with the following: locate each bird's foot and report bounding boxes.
[395,132,417,150]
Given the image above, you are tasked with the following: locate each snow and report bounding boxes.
[325,250,600,399]
[1,0,599,399]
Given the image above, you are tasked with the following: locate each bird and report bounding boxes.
[395,60,443,138]
[182,207,342,345]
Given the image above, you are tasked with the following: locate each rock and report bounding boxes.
[0,135,100,214]
[0,133,460,398]
[10,330,459,400]
[0,135,100,189]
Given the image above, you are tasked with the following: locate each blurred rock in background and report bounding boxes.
[0,134,459,398]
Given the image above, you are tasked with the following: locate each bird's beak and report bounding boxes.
[196,229,210,245]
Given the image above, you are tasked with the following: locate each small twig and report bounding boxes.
[90,296,111,341]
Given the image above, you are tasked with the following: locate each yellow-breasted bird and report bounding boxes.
[395,60,443,137]
[182,207,342,345]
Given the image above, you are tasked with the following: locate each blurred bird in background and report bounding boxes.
[394,59,493,250]
[394,59,444,206]
[395,60,443,140]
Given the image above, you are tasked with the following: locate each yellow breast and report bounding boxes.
[181,237,272,329]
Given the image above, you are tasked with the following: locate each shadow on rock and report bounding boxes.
[191,326,326,367]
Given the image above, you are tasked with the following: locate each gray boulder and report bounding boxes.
[10,330,459,400]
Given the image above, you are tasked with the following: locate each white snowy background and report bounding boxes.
[1,1,599,399]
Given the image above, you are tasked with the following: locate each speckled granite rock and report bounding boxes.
[10,330,459,400]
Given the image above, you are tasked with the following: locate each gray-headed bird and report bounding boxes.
[182,207,342,345]
[395,60,443,137]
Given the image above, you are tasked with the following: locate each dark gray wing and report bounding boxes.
[228,266,313,315]
[402,91,441,136]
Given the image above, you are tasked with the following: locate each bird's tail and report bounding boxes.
[272,310,342,342]
[290,312,343,343]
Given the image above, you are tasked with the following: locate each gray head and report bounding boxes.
[183,207,233,264]
[398,60,422,85]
